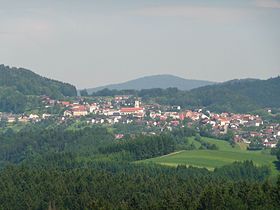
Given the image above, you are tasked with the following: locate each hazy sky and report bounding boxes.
[0,0,280,88]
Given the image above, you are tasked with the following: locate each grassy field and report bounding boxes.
[141,137,278,174]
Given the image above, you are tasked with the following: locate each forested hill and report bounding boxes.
[0,64,77,98]
[87,74,215,94]
[188,76,280,111]
[155,76,280,113]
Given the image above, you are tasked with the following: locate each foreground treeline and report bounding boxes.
[0,123,279,209]
[0,160,278,210]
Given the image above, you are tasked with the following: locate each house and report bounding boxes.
[219,118,230,126]
[115,95,131,102]
[72,106,88,117]
[170,120,180,126]
[18,116,29,123]
[160,116,168,121]
[120,107,144,115]
[185,111,200,121]
[263,141,277,148]
[250,131,260,137]
[7,116,16,123]
[245,119,263,127]
[209,121,216,126]
[42,113,51,119]
[201,114,209,120]
[179,113,185,121]
[61,101,70,107]
[255,119,263,127]
[64,110,73,117]
[89,103,98,113]
[115,134,124,139]
[29,114,39,120]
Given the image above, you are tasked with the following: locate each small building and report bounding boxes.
[64,110,73,117]
[7,116,16,123]
[72,106,88,117]
[120,107,144,115]
[29,114,40,120]
[18,116,29,123]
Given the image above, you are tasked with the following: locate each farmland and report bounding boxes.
[140,137,278,173]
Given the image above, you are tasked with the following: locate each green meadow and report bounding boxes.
[141,136,278,174]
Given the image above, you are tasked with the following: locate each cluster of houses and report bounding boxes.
[1,95,280,148]
[62,98,144,120]
[0,112,51,124]
[179,110,280,148]
[238,124,280,148]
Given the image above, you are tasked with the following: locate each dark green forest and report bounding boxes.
[0,161,278,210]
[0,122,279,209]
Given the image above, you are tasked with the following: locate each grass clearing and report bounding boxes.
[140,137,278,174]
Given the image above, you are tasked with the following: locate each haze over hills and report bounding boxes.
[91,76,280,113]
[87,74,215,94]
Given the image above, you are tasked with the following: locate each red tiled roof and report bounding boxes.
[72,106,87,112]
[62,101,70,106]
[120,107,143,113]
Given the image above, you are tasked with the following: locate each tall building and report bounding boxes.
[135,100,140,108]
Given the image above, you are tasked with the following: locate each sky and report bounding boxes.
[0,0,279,88]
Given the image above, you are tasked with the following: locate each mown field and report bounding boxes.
[141,137,278,174]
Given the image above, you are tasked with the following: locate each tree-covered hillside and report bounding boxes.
[190,77,280,110]
[0,64,77,98]
[166,76,280,112]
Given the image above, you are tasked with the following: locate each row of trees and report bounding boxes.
[99,134,176,160]
[0,123,115,167]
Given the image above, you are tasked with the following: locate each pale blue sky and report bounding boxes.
[0,0,279,88]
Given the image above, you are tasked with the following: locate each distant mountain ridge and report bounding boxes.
[0,64,77,98]
[89,75,280,113]
[87,74,215,94]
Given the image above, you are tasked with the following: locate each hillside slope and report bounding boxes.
[190,77,280,109]
[154,76,280,112]
[0,64,77,98]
